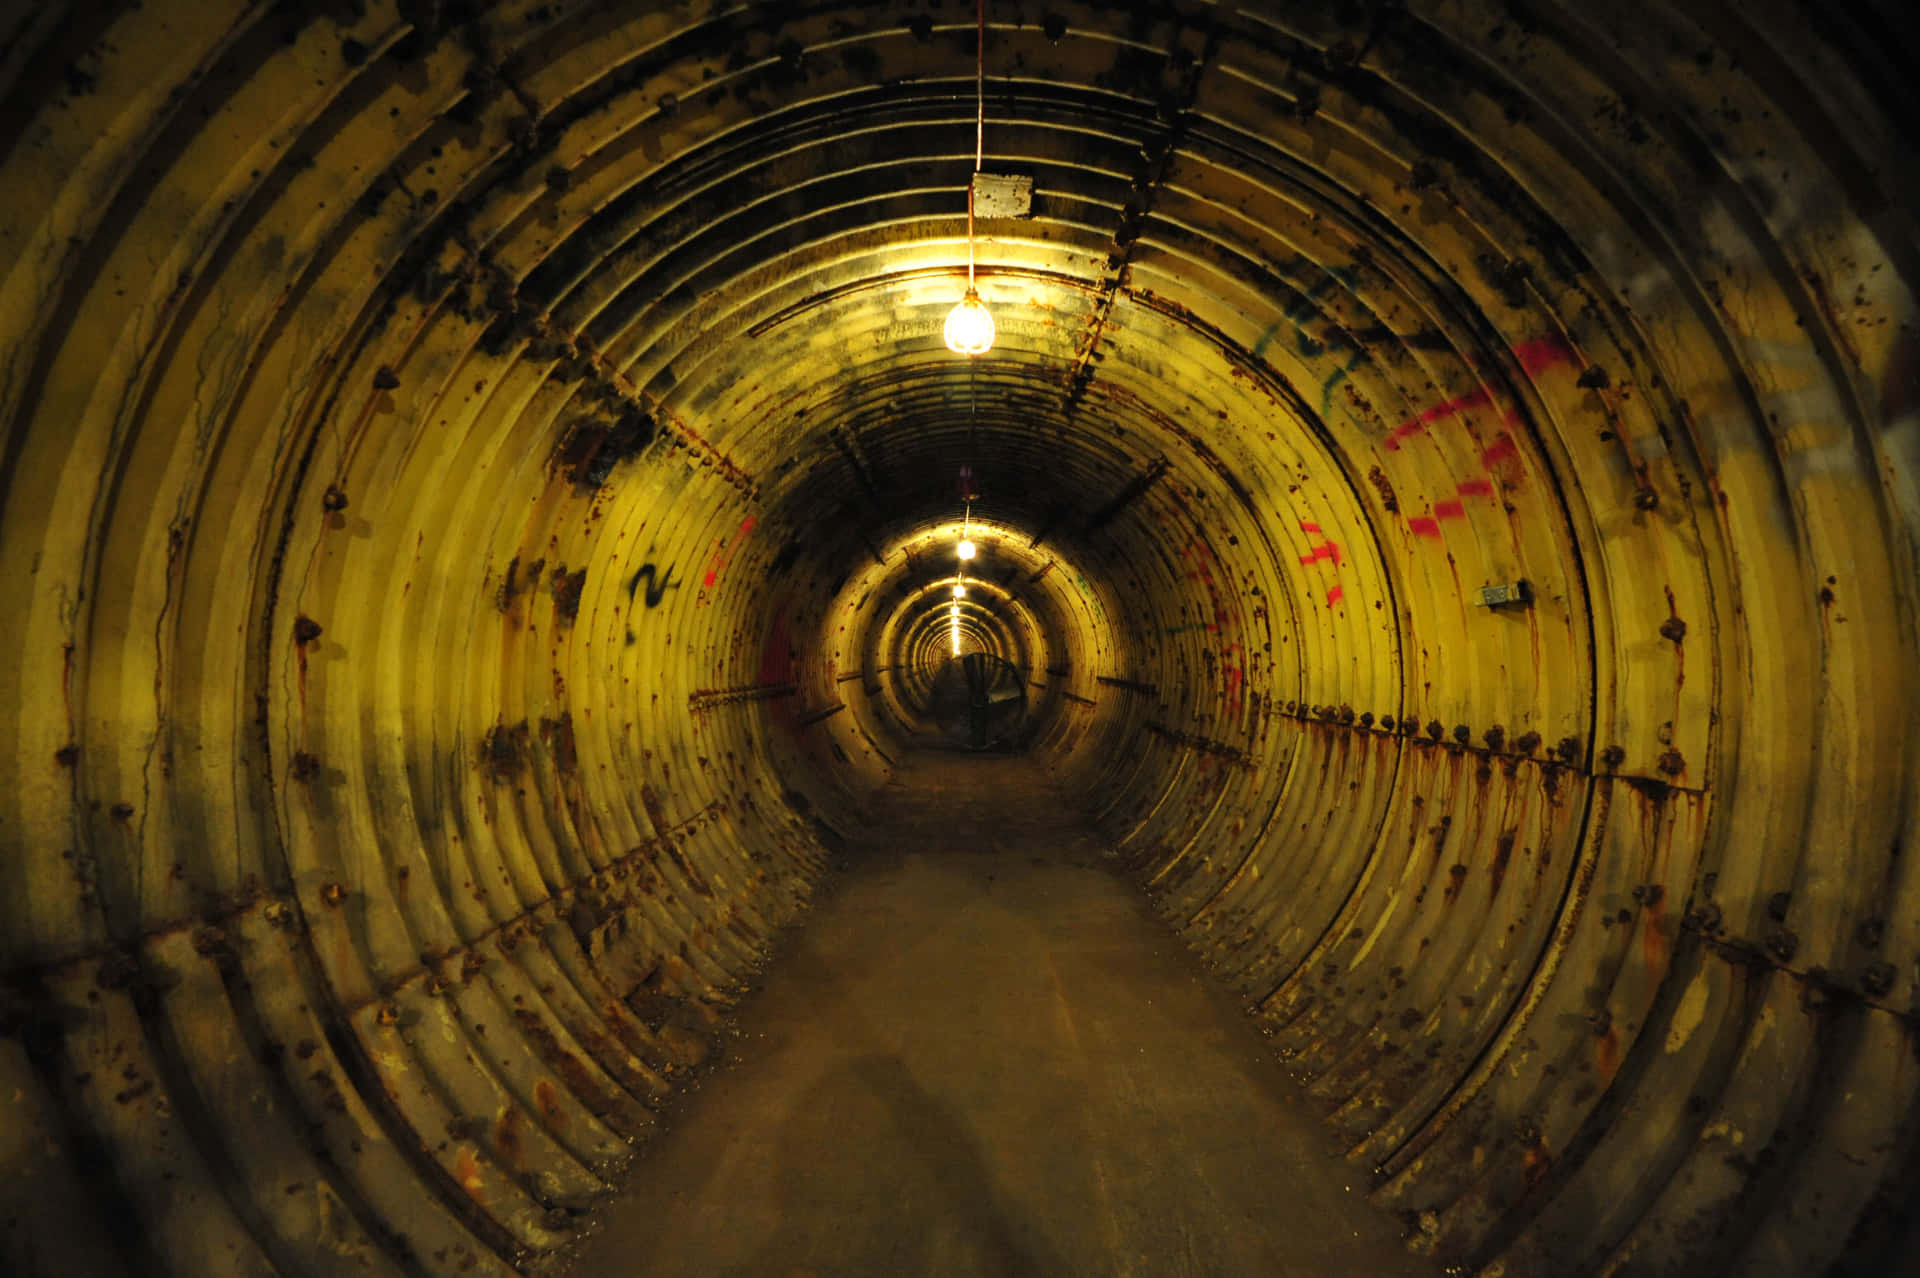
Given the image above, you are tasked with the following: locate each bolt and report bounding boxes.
[1634,485,1659,511]
[1484,725,1506,751]
[1859,962,1896,997]
[1426,720,1444,740]
[1765,927,1798,961]
[373,366,400,391]
[1767,891,1792,921]
[1601,744,1626,768]
[1657,749,1686,776]
[1660,616,1687,642]
[1555,736,1582,763]
[322,484,349,511]
[320,882,348,907]
[1684,900,1722,932]
[293,616,323,644]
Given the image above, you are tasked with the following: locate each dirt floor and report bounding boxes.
[556,750,1437,1277]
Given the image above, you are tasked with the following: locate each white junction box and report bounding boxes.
[971,172,1033,218]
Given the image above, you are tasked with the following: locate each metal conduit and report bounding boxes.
[1,2,1916,1274]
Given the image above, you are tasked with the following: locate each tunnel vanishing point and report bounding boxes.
[2,0,1919,1274]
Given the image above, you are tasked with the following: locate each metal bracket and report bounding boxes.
[1474,580,1532,608]
[970,172,1033,218]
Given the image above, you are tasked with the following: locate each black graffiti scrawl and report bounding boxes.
[625,561,679,643]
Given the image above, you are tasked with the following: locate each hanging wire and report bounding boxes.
[975,0,985,174]
[957,0,985,570]
[967,0,984,288]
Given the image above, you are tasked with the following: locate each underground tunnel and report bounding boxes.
[2,0,1918,1273]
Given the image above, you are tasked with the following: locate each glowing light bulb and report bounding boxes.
[957,539,975,560]
[943,289,995,356]
[952,584,967,598]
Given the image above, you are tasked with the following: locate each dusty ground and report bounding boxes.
[557,750,1436,1277]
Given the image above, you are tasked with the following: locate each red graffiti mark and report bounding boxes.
[1481,434,1518,466]
[758,607,791,685]
[701,516,759,589]
[1383,336,1574,450]
[1297,542,1343,565]
[1456,477,1495,497]
[1408,515,1443,538]
[1182,537,1236,635]
[1384,386,1492,449]
[1298,520,1322,533]
[1433,498,1466,520]
[1326,584,1345,606]
[758,607,799,733]
[1513,332,1574,375]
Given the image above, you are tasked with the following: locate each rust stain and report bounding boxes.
[454,1146,485,1198]
[1597,1025,1621,1083]
[493,1106,523,1169]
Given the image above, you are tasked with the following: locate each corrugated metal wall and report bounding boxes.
[2,2,1914,1273]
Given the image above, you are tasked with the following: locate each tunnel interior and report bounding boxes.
[3,1,1919,1274]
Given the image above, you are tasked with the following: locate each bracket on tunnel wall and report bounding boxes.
[1473,580,1532,609]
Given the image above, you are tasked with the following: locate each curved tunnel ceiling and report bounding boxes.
[3,1,1918,1274]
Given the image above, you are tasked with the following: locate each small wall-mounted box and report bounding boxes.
[971,172,1033,218]
[1474,580,1532,608]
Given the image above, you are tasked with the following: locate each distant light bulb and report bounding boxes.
[957,539,976,560]
[953,584,967,598]
[943,289,995,356]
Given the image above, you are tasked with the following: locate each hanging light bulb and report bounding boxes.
[946,0,994,357]
[944,290,994,356]
[952,583,967,598]
[957,539,976,559]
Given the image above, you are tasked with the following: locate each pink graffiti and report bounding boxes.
[1326,584,1345,606]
